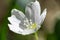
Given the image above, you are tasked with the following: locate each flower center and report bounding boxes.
[30,23,37,29]
[23,18,37,29]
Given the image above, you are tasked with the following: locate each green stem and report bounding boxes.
[35,32,38,40]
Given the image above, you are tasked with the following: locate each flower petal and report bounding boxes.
[8,15,24,34]
[39,8,47,24]
[11,9,26,21]
[22,29,35,35]
[25,1,41,24]
[11,9,29,29]
[8,15,21,25]
[8,24,23,34]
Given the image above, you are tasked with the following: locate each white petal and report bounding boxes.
[39,8,47,24]
[32,1,41,14]
[8,15,24,34]
[25,5,33,19]
[8,15,21,25]
[11,9,26,20]
[25,1,41,24]
[8,24,23,34]
[11,9,29,29]
[22,29,35,35]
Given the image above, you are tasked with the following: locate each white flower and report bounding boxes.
[8,0,47,35]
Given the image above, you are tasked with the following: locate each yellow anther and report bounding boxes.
[30,23,37,29]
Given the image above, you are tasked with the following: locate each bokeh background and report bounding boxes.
[0,0,60,40]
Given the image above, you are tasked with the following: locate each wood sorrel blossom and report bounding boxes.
[8,0,47,35]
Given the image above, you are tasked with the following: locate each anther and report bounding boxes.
[30,22,32,24]
[24,23,26,25]
[30,26,33,28]
[26,25,29,27]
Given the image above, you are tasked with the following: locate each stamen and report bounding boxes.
[30,26,33,28]
[26,18,29,22]
[24,23,26,25]
[23,18,37,29]
[30,23,37,29]
[26,25,29,27]
[30,22,32,24]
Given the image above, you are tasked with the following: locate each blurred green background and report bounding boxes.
[0,0,60,40]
